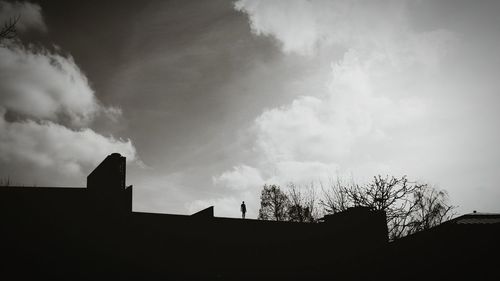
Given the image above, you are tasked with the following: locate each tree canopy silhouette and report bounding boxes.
[257,175,455,240]
[257,183,319,222]
[320,175,456,240]
[258,184,289,221]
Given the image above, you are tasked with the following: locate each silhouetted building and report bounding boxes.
[87,153,132,214]
[0,153,498,280]
[380,212,500,281]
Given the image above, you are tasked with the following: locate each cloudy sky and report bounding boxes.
[1,0,499,218]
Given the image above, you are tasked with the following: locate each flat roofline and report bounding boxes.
[0,186,85,190]
[132,211,322,225]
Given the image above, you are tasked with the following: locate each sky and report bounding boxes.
[1,0,500,218]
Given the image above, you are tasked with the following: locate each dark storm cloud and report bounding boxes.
[97,1,346,215]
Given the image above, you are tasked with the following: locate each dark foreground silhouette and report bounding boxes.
[0,153,498,280]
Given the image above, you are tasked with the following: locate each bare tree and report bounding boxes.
[347,175,422,239]
[0,15,20,41]
[287,183,319,222]
[406,187,456,235]
[319,178,351,214]
[258,184,290,221]
[321,175,456,240]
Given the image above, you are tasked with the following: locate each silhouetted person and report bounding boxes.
[241,201,246,219]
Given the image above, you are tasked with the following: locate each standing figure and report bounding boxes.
[241,201,246,219]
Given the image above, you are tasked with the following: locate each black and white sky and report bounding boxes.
[1,0,500,218]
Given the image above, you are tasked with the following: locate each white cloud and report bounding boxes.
[0,6,137,185]
[0,112,136,177]
[0,43,99,126]
[208,0,462,216]
[222,27,451,185]
[234,0,409,55]
[212,164,264,190]
[0,1,47,33]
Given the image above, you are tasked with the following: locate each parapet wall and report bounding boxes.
[0,153,388,280]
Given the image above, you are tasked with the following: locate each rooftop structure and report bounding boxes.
[0,153,498,280]
[0,153,388,280]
